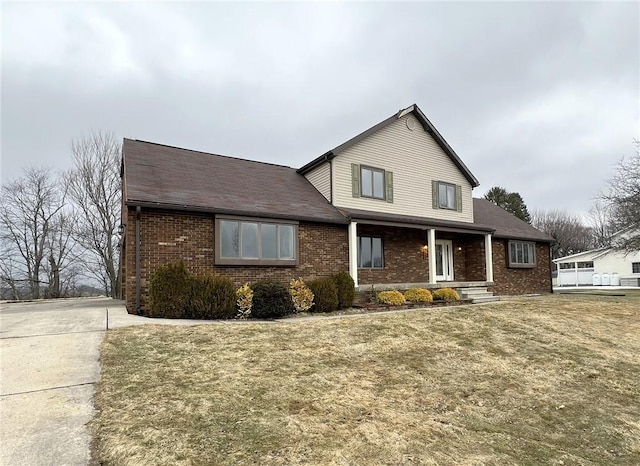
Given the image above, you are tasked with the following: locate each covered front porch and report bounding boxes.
[344,213,496,292]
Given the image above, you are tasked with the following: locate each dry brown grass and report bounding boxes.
[92,293,640,465]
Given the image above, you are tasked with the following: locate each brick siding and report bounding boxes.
[122,208,349,314]
[489,240,552,295]
[121,208,551,313]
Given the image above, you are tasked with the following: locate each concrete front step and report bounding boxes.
[457,287,500,304]
[470,295,501,304]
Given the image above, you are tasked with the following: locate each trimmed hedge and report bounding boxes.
[330,271,355,309]
[432,288,460,302]
[404,288,433,304]
[307,278,339,313]
[148,262,192,318]
[251,280,294,318]
[377,290,406,305]
[190,274,236,319]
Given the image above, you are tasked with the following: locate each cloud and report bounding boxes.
[1,1,638,217]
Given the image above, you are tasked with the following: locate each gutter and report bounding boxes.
[135,206,141,315]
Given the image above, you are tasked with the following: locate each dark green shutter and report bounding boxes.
[432,181,439,209]
[385,171,393,203]
[456,185,463,212]
[351,164,360,198]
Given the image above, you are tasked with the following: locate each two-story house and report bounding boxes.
[120,104,552,314]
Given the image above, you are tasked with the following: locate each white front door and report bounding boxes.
[435,240,454,281]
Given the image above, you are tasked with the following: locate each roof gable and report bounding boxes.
[298,104,480,187]
[122,139,347,224]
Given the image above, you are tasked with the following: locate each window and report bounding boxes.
[351,164,393,203]
[559,263,574,270]
[508,241,536,268]
[433,181,462,212]
[358,236,383,269]
[633,262,640,274]
[216,217,297,266]
[361,166,385,200]
[577,261,594,269]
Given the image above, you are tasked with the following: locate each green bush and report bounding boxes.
[404,288,433,304]
[251,280,294,319]
[330,271,355,309]
[190,274,236,319]
[432,288,460,302]
[307,278,339,313]
[147,262,192,318]
[377,290,406,305]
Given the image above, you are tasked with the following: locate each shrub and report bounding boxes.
[377,290,406,306]
[432,288,460,302]
[330,271,355,309]
[404,288,433,304]
[236,283,253,319]
[290,278,314,313]
[306,278,339,313]
[190,275,236,319]
[147,262,192,318]
[251,280,294,318]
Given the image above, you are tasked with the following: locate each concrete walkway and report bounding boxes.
[1,298,115,466]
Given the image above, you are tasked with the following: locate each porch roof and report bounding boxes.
[338,207,494,235]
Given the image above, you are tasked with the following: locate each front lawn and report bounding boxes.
[92,294,640,465]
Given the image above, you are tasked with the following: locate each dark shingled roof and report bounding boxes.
[122,139,348,224]
[337,207,494,234]
[473,198,553,242]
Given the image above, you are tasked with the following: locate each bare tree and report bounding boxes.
[531,209,595,260]
[0,167,67,298]
[587,201,614,248]
[599,140,640,252]
[65,132,122,298]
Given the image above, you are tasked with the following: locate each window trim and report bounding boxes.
[507,241,537,268]
[357,235,384,269]
[215,216,298,266]
[360,165,386,201]
[632,262,640,274]
[437,181,457,210]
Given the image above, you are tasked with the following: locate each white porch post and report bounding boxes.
[428,228,437,284]
[484,233,494,283]
[348,221,358,288]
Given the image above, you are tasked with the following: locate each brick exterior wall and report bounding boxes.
[357,225,429,284]
[122,208,349,314]
[489,239,552,295]
[121,208,552,313]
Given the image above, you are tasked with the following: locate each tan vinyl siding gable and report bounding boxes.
[304,161,331,201]
[332,114,474,222]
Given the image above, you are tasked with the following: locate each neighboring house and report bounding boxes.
[120,104,553,314]
[553,227,640,287]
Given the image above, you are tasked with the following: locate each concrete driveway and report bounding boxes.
[0,298,118,466]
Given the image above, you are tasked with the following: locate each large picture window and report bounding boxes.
[358,236,383,269]
[216,217,297,266]
[508,241,536,268]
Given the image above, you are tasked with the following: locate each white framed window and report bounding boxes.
[358,236,383,269]
[216,217,297,266]
[508,241,536,268]
[632,262,640,274]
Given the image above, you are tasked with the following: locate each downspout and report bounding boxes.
[549,244,554,294]
[135,206,142,314]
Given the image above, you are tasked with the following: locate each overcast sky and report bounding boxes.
[2,1,638,216]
